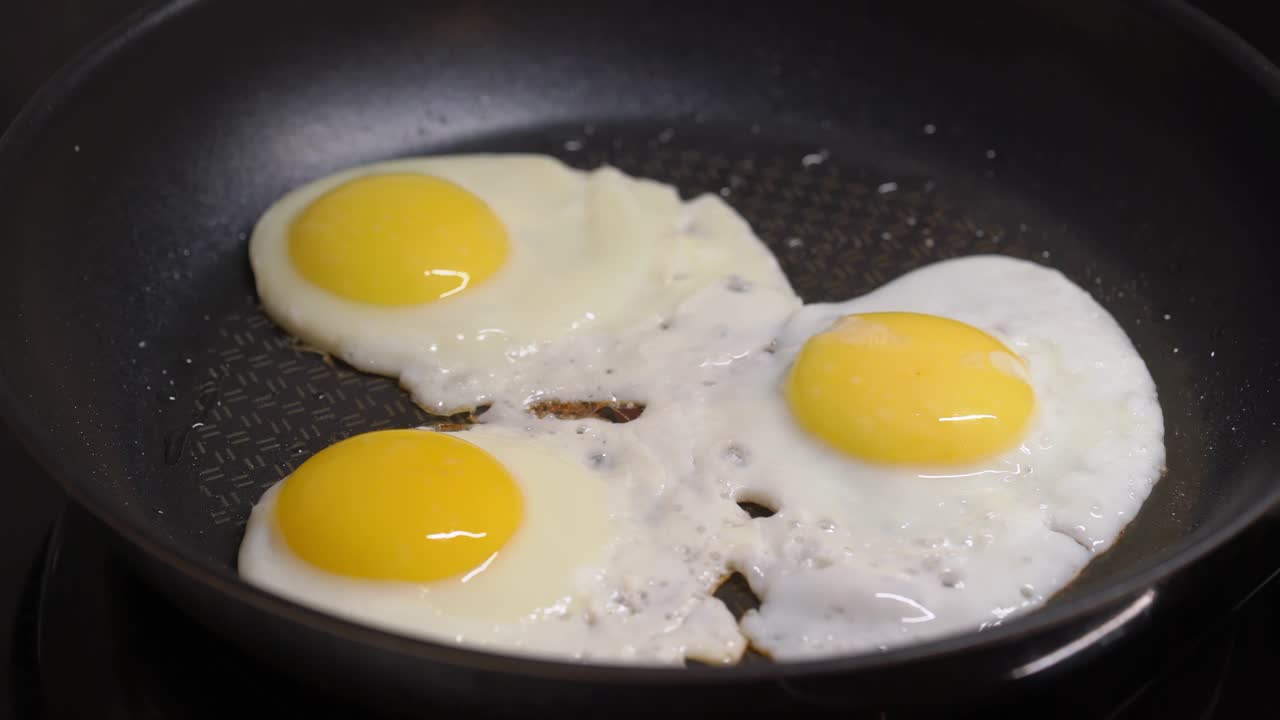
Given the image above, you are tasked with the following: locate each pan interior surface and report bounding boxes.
[1,0,1278,676]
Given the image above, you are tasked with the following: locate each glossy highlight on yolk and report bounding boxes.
[274,429,523,583]
[785,312,1034,465]
[288,173,509,306]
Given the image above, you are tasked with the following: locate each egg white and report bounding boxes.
[239,422,749,665]
[621,255,1166,660]
[248,153,798,414]
[247,155,1167,665]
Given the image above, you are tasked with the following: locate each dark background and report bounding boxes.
[3,0,1278,132]
[0,0,1276,715]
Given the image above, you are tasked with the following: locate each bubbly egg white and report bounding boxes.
[619,255,1165,660]
[240,423,749,665]
[245,151,1167,665]
[249,153,798,414]
[405,255,1165,662]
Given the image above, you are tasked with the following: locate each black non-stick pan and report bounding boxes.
[2,0,1279,715]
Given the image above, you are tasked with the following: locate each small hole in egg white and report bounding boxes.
[736,498,777,518]
[712,572,762,621]
[527,400,644,423]
[422,403,490,430]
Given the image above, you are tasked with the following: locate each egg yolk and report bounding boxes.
[288,173,509,306]
[785,312,1034,465]
[274,429,523,583]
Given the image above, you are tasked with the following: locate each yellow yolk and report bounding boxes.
[288,173,509,306]
[785,312,1034,465]
[274,429,523,583]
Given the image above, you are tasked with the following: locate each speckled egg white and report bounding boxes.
[248,153,798,415]
[245,150,1167,666]
[623,255,1166,660]
[239,422,750,665]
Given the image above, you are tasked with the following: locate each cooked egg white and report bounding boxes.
[244,151,1166,665]
[239,424,748,665]
[248,153,798,414]
[622,255,1166,660]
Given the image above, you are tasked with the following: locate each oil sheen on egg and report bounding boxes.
[248,153,797,414]
[628,255,1166,660]
[239,424,748,665]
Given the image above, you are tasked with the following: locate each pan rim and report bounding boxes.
[2,0,1279,688]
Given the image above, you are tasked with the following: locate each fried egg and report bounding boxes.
[248,154,797,414]
[243,150,1166,665]
[624,254,1165,660]
[239,423,748,664]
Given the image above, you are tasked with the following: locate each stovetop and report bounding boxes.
[3,1,1280,718]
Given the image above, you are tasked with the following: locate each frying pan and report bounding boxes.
[2,0,1279,714]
